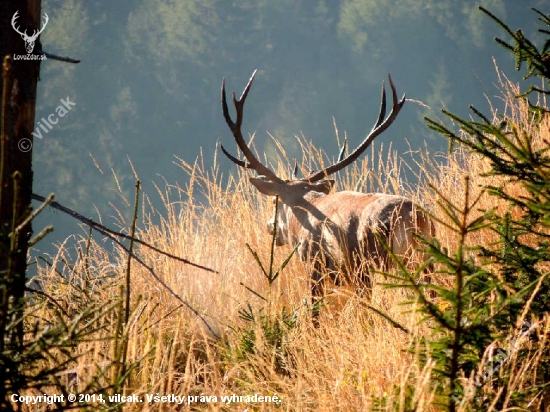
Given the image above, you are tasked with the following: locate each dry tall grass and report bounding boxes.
[24,69,549,411]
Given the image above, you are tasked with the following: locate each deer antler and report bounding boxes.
[220,70,284,183]
[34,13,49,38]
[11,11,27,37]
[306,74,405,182]
[11,11,49,40]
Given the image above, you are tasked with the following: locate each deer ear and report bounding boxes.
[249,176,282,197]
[314,180,335,194]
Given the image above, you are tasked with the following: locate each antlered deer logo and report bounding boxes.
[12,11,49,54]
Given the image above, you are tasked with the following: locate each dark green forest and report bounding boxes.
[34,0,544,255]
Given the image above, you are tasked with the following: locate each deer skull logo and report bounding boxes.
[11,11,49,54]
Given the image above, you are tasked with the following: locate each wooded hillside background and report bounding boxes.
[34,0,544,254]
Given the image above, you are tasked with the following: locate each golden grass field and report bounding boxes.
[25,69,549,411]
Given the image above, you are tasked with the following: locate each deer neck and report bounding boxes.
[283,190,326,214]
[281,191,330,244]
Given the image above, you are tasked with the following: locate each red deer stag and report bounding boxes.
[220,70,434,312]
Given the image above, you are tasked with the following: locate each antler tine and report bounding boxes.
[292,160,299,179]
[338,137,348,162]
[373,81,387,130]
[219,142,254,169]
[220,70,284,183]
[307,74,405,182]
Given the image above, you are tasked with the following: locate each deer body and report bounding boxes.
[220,71,434,313]
[251,176,433,297]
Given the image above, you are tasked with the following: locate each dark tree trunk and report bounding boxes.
[0,0,41,406]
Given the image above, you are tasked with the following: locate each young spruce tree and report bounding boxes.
[378,7,550,412]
